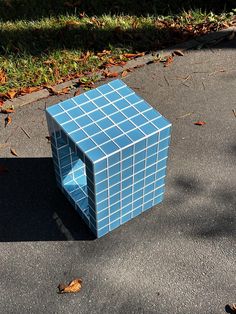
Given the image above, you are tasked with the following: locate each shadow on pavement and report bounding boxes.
[0,157,95,242]
[164,174,236,239]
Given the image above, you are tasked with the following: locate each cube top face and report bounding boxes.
[46,79,171,164]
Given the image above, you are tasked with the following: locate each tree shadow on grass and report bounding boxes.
[0,0,235,21]
[0,157,95,242]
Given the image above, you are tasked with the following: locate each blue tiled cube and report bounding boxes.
[46,79,171,238]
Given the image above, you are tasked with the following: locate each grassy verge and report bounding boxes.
[0,8,235,96]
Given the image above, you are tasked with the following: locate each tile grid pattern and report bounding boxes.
[46,79,171,237]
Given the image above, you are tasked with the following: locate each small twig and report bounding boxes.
[163,75,170,86]
[208,69,226,76]
[232,109,236,118]
[202,81,206,90]
[176,112,194,120]
[20,126,31,139]
[181,82,190,88]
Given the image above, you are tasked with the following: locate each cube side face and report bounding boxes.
[94,125,171,238]
[46,111,98,237]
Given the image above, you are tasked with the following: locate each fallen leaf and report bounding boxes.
[164,55,174,67]
[10,148,18,156]
[123,52,145,59]
[46,86,70,95]
[45,136,51,143]
[0,165,8,175]
[65,20,80,27]
[0,100,4,107]
[5,115,12,127]
[7,90,17,99]
[103,71,119,78]
[173,50,184,56]
[121,70,128,77]
[194,120,206,126]
[74,89,80,96]
[20,86,41,95]
[0,70,7,84]
[58,278,82,294]
[1,108,15,114]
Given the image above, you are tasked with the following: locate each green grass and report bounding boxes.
[0,9,235,94]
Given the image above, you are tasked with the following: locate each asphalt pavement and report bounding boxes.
[0,37,236,314]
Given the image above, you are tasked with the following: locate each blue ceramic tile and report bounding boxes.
[46,79,171,237]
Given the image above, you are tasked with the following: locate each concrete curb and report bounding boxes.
[3,26,235,110]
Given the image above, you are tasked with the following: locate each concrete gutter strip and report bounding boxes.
[2,26,235,110]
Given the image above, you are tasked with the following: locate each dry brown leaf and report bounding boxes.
[46,86,70,95]
[164,55,174,67]
[74,89,80,96]
[0,100,4,107]
[20,86,41,95]
[121,70,128,77]
[103,71,119,78]
[0,70,7,84]
[173,50,184,56]
[58,278,82,294]
[0,165,8,175]
[123,52,145,59]
[45,136,51,143]
[10,148,18,156]
[5,115,12,127]
[7,90,17,99]
[194,120,206,126]
[1,108,15,114]
[66,20,80,26]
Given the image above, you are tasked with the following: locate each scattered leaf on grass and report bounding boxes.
[7,90,17,99]
[121,70,128,77]
[0,70,7,84]
[194,120,206,126]
[164,55,174,67]
[173,50,184,56]
[0,165,8,175]
[1,108,15,114]
[10,148,18,156]
[58,278,82,294]
[5,115,12,127]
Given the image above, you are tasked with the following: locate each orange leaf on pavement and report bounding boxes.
[58,278,82,294]
[10,148,18,156]
[194,121,206,126]
[123,52,145,59]
[164,55,174,67]
[103,71,119,78]
[121,70,128,77]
